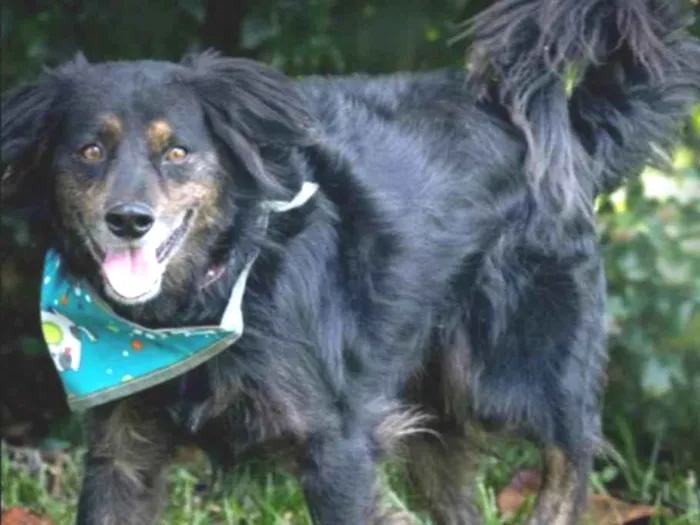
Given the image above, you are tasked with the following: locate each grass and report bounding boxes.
[2,435,698,525]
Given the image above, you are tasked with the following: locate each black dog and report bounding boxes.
[2,0,698,523]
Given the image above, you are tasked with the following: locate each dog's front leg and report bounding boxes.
[529,447,591,525]
[76,399,175,525]
[300,431,377,525]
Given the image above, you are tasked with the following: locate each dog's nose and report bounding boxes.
[105,203,155,239]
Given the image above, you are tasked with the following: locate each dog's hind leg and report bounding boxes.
[76,398,176,525]
[403,430,481,525]
[528,447,590,525]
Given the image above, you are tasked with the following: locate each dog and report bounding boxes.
[2,0,698,523]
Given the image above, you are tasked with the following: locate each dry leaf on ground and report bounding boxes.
[582,494,660,525]
[1,507,53,525]
[497,469,662,524]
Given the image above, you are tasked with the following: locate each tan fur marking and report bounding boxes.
[371,510,417,524]
[155,152,225,289]
[92,401,165,491]
[156,153,222,223]
[56,173,108,228]
[99,114,123,141]
[146,119,173,152]
[403,430,481,525]
[529,447,580,525]
[81,400,173,524]
[160,180,215,210]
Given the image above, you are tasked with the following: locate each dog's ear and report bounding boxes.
[1,77,59,201]
[182,50,313,199]
[2,53,88,202]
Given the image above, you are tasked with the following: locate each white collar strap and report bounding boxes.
[219,182,319,330]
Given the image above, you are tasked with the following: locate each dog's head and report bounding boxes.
[1,51,311,307]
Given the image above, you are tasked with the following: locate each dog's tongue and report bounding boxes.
[102,247,161,299]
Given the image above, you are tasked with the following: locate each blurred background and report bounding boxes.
[1,1,699,523]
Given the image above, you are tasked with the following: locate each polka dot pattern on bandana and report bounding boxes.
[39,250,243,412]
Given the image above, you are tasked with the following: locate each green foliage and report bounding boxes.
[238,0,476,75]
[3,441,699,524]
[0,0,203,90]
[0,0,484,90]
[598,107,700,468]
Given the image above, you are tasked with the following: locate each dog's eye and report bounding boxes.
[164,146,188,163]
[78,144,104,163]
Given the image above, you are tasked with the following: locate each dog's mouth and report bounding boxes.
[156,209,194,263]
[83,210,195,304]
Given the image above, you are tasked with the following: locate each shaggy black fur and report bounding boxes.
[2,1,699,523]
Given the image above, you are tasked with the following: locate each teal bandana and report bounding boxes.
[40,183,318,412]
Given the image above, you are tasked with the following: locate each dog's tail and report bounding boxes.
[465,0,700,212]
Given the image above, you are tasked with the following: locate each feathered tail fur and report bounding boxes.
[465,0,700,212]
